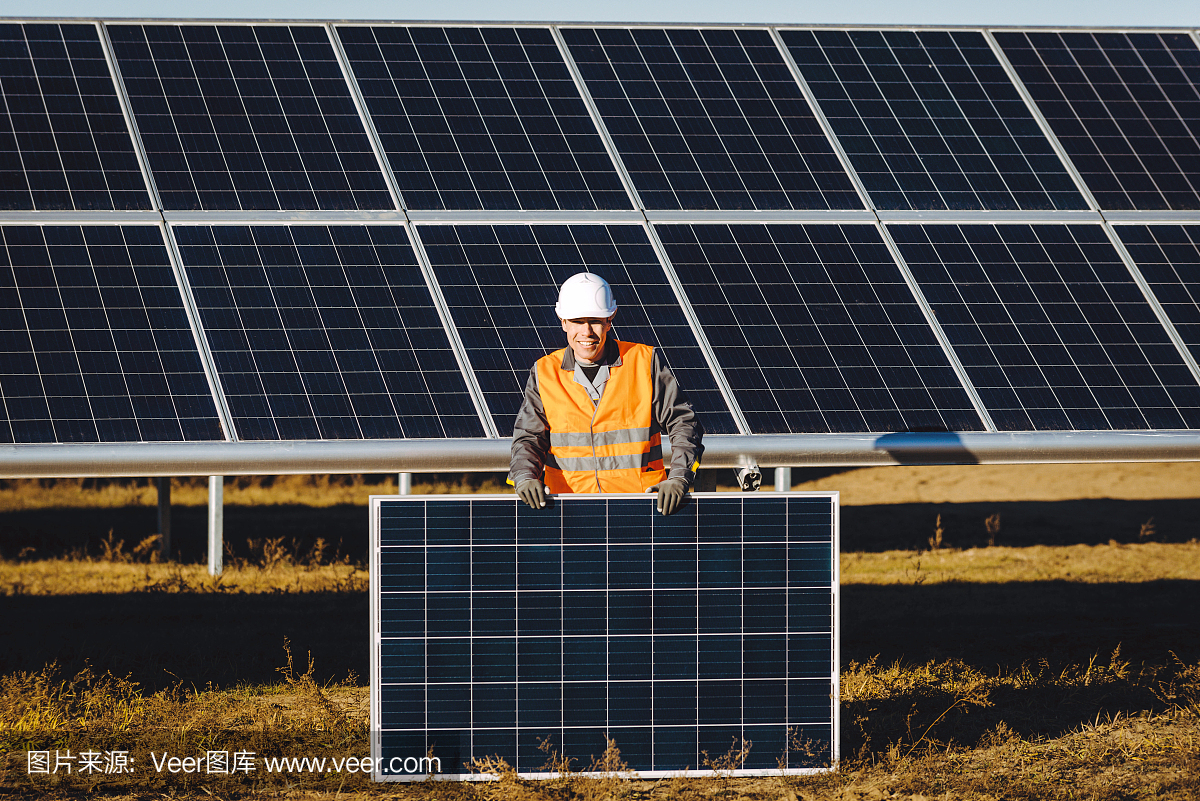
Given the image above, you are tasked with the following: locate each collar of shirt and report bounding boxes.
[559,337,622,371]
[561,338,621,405]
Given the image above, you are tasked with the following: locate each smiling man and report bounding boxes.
[509,272,704,515]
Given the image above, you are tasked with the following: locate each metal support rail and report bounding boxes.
[4,431,1200,478]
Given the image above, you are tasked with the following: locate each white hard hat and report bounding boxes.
[554,272,617,319]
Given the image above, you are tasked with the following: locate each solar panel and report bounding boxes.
[655,223,983,434]
[0,23,149,210]
[416,223,739,434]
[172,224,484,440]
[560,27,863,211]
[994,31,1200,211]
[337,26,631,211]
[781,29,1087,211]
[889,223,1200,430]
[371,493,837,778]
[0,224,222,443]
[107,24,393,211]
[1116,224,1200,364]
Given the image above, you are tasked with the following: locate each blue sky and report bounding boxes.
[4,0,1198,26]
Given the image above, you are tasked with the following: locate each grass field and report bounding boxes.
[1,464,1199,799]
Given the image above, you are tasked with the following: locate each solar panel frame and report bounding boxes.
[0,21,152,211]
[5,18,1200,456]
[369,492,839,780]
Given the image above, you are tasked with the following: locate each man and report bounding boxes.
[510,272,704,515]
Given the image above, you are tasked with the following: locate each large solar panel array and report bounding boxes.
[6,19,1200,445]
[370,493,838,778]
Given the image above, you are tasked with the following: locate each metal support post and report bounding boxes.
[156,476,171,560]
[775,466,792,492]
[208,476,223,576]
[398,472,412,495]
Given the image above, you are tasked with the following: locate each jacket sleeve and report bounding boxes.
[509,365,550,486]
[651,349,705,487]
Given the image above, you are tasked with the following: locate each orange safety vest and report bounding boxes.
[537,341,666,493]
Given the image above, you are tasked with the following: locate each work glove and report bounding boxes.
[516,479,548,510]
[647,478,689,516]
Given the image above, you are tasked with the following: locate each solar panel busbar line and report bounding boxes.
[370,492,839,779]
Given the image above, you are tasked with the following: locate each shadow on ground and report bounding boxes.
[0,504,370,564]
[1,497,1198,693]
[2,496,1198,564]
[1,579,1196,694]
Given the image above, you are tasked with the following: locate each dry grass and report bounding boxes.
[0,474,510,511]
[0,560,368,595]
[843,541,1200,585]
[1,646,1199,799]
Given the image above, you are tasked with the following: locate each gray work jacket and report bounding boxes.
[509,338,704,488]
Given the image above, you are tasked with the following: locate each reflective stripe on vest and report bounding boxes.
[537,340,666,494]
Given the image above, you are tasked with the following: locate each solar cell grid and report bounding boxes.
[890,223,1200,430]
[416,223,739,434]
[173,224,483,440]
[561,27,863,211]
[373,493,836,777]
[0,23,149,210]
[337,26,631,211]
[108,24,393,211]
[995,30,1200,210]
[1117,224,1200,365]
[0,225,222,443]
[782,28,1086,211]
[655,222,983,434]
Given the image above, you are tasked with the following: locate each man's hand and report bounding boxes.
[516,479,547,510]
[648,478,689,515]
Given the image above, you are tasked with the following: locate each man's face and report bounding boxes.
[561,316,612,363]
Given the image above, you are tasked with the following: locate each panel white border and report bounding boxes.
[368,491,840,781]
